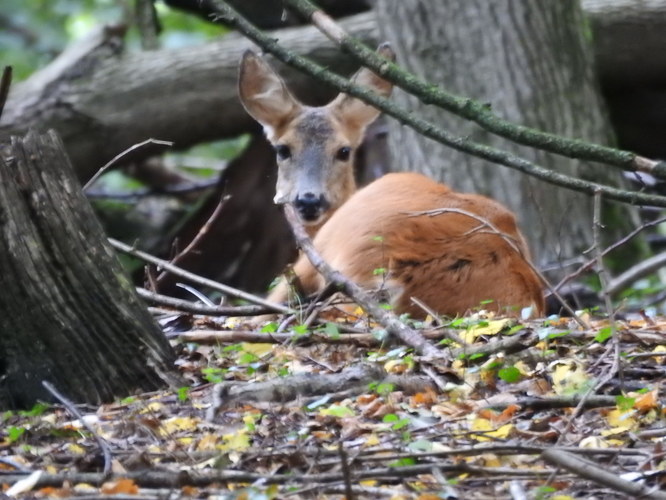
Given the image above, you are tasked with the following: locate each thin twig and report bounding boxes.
[338,443,355,500]
[109,238,293,314]
[555,193,620,446]
[83,138,174,191]
[552,215,666,295]
[542,449,666,500]
[606,251,666,297]
[209,1,666,208]
[156,195,230,284]
[136,287,274,316]
[41,381,113,477]
[283,205,447,361]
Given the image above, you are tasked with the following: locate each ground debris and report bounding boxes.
[2,310,666,499]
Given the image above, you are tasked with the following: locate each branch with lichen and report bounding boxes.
[210,0,666,208]
[282,0,666,180]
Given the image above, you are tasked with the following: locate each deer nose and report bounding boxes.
[294,192,328,222]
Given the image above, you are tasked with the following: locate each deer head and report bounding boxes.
[238,44,395,227]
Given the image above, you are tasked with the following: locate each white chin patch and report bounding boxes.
[273,191,288,204]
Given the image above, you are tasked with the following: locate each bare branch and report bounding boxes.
[109,238,293,314]
[282,205,447,362]
[283,0,666,179]
[210,0,666,208]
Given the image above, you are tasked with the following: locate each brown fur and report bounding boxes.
[269,172,544,317]
[239,46,544,318]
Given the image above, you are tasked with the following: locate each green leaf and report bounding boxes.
[177,387,190,402]
[594,326,613,343]
[321,405,355,418]
[323,322,340,339]
[292,324,309,335]
[498,366,521,383]
[389,457,416,467]
[408,439,434,452]
[615,394,635,411]
[8,426,25,443]
[202,367,226,383]
[260,322,278,333]
[374,382,395,396]
[239,352,260,364]
[382,413,409,430]
[19,402,49,417]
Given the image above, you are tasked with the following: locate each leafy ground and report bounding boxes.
[2,305,666,499]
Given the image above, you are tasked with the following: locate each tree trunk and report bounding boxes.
[375,0,633,275]
[583,0,666,159]
[0,130,180,409]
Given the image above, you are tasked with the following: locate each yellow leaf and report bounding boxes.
[360,480,378,487]
[604,408,637,432]
[240,342,274,357]
[220,431,251,452]
[480,453,501,467]
[158,416,199,436]
[364,434,381,447]
[470,417,513,441]
[486,424,513,439]
[460,319,514,343]
[140,402,164,414]
[67,444,86,455]
[550,360,590,395]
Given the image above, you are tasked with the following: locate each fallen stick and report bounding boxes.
[283,205,447,361]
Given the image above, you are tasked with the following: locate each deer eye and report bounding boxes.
[335,146,352,162]
[274,145,291,161]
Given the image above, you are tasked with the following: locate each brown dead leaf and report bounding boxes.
[37,486,70,498]
[100,478,139,495]
[410,389,438,407]
[634,389,659,412]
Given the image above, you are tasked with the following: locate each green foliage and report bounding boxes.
[201,366,226,383]
[1,0,123,80]
[321,322,340,339]
[498,365,521,383]
[19,402,50,417]
[382,413,409,430]
[260,322,278,333]
[615,394,635,411]
[369,381,395,397]
[7,426,26,443]
[594,326,613,343]
[176,386,190,402]
[2,0,228,81]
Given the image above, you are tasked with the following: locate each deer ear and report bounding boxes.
[329,43,395,132]
[238,51,302,137]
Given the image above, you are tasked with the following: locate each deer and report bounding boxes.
[238,45,545,318]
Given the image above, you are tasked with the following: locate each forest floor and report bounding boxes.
[2,303,666,499]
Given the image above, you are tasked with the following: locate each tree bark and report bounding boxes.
[375,0,632,275]
[0,13,378,181]
[0,130,180,409]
